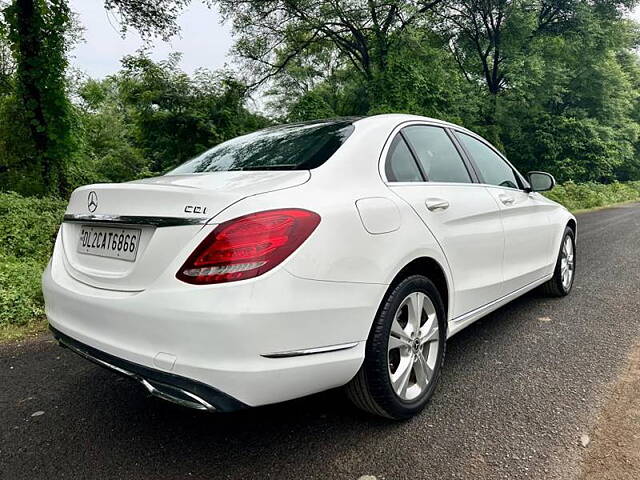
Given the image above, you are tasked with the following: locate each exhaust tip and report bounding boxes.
[139,378,216,412]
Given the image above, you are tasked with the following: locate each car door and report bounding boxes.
[455,131,555,295]
[384,124,505,319]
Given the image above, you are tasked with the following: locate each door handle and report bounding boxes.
[498,194,515,206]
[425,198,450,211]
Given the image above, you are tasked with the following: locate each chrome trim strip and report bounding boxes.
[58,337,216,412]
[451,274,553,325]
[261,341,360,359]
[63,214,209,227]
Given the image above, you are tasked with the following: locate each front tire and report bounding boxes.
[541,226,576,297]
[346,275,446,419]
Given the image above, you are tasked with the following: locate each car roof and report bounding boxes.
[353,113,469,133]
[261,114,473,137]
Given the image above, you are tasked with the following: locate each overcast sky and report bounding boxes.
[69,0,233,78]
[70,1,640,79]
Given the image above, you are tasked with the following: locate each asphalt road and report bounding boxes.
[2,203,640,480]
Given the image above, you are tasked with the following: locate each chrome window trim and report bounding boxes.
[388,181,488,188]
[63,214,209,227]
[379,120,479,185]
[379,122,529,193]
[451,128,530,191]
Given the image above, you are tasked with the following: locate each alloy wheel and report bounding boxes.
[387,292,440,401]
[560,235,575,290]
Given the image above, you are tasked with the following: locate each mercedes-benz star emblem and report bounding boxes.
[87,191,98,213]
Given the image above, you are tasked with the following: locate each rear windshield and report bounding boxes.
[167,120,355,174]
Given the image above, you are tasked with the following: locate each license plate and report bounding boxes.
[77,225,142,262]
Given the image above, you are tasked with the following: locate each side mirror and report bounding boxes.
[527,171,556,192]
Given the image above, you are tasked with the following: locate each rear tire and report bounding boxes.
[346,275,446,420]
[541,226,576,297]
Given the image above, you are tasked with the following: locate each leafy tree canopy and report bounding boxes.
[2,0,640,195]
[103,0,192,39]
[73,52,269,187]
[217,0,640,183]
[1,0,75,196]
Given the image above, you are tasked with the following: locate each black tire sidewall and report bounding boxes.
[363,275,447,419]
[554,227,576,295]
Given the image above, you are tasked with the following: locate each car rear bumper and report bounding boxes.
[42,253,385,408]
[50,325,246,412]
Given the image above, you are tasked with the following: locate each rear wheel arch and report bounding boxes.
[567,218,577,236]
[348,271,448,419]
[386,257,450,322]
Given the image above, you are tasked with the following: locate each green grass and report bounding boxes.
[0,320,48,342]
[1,182,639,342]
[544,181,640,212]
[0,192,65,341]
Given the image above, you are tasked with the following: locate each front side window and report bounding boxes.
[385,135,424,182]
[167,120,355,174]
[458,133,520,189]
[402,126,472,183]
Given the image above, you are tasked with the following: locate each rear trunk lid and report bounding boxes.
[60,171,310,291]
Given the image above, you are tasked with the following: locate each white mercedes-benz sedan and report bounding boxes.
[43,114,576,419]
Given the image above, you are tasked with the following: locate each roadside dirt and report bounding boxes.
[579,341,640,480]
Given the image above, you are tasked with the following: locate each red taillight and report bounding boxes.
[176,209,321,284]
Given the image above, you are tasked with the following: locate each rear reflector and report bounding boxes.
[176,209,321,284]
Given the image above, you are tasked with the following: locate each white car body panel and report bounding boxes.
[484,186,557,294]
[387,182,504,318]
[355,197,401,234]
[43,114,575,410]
[62,171,310,291]
[66,171,311,219]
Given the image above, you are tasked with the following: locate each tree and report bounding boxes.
[103,0,191,39]
[215,0,444,97]
[75,53,270,182]
[0,3,14,96]
[441,1,636,97]
[442,1,563,96]
[1,0,75,196]
[0,0,193,195]
[273,27,481,123]
[495,10,640,182]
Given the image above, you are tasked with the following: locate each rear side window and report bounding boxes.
[458,133,520,189]
[167,120,355,174]
[385,135,423,182]
[403,126,471,183]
